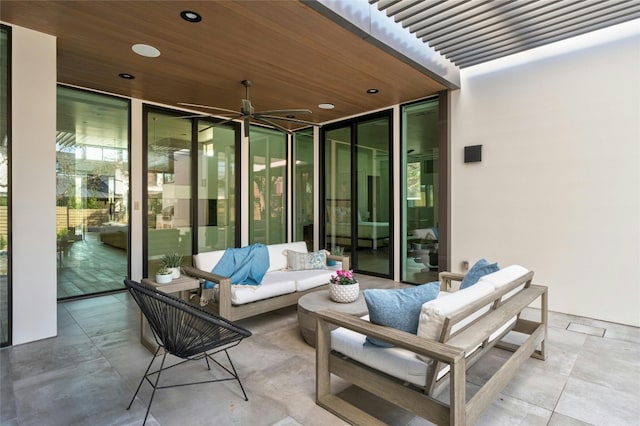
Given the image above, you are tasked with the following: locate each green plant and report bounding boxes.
[161,252,182,268]
[156,266,172,275]
[332,246,344,256]
[56,228,71,240]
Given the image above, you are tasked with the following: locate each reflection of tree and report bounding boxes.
[253,176,266,220]
[407,162,421,199]
[56,149,129,210]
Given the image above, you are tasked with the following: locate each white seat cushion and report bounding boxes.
[226,273,295,305]
[286,269,334,292]
[331,316,432,387]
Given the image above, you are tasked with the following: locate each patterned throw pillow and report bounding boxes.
[286,250,328,271]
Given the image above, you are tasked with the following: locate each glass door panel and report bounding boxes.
[197,121,237,252]
[355,117,391,276]
[293,129,314,248]
[0,25,10,345]
[249,127,286,245]
[146,111,192,276]
[324,126,352,255]
[56,86,130,299]
[402,99,440,284]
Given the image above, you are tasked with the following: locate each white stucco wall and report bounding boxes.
[450,23,640,326]
[9,24,58,344]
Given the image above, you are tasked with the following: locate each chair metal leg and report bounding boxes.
[224,349,248,401]
[127,346,168,426]
[127,346,161,410]
[143,351,168,425]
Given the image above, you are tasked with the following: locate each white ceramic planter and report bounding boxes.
[155,273,173,284]
[329,282,359,303]
[169,267,181,279]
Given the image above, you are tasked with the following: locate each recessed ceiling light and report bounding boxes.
[180,10,202,22]
[318,103,335,110]
[119,73,135,79]
[132,44,160,58]
[366,88,379,94]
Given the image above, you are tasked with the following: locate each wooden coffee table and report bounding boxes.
[297,278,408,347]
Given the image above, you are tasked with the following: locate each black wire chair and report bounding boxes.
[124,279,252,425]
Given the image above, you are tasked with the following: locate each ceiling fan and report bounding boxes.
[179,80,317,136]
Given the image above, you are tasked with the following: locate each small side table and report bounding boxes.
[139,275,200,353]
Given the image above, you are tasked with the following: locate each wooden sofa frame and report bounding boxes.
[183,254,349,321]
[315,270,547,426]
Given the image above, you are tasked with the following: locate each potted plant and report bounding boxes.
[161,252,182,279]
[155,266,173,284]
[328,269,359,303]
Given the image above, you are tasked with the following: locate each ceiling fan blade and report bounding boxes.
[178,102,241,115]
[253,116,292,134]
[255,109,312,115]
[258,114,317,126]
[198,117,236,133]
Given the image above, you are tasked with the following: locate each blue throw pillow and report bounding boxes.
[459,259,499,290]
[363,281,440,347]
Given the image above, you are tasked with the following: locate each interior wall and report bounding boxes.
[450,27,640,326]
[9,23,57,344]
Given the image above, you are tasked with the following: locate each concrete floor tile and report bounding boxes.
[3,291,639,426]
[474,393,552,426]
[555,377,640,425]
[548,412,594,426]
[570,336,640,395]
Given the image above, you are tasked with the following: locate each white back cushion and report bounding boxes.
[193,241,310,273]
[479,265,529,289]
[417,281,495,343]
[193,250,226,272]
[478,264,529,302]
[266,241,308,272]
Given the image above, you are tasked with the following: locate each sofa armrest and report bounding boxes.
[439,271,465,291]
[327,254,350,270]
[182,265,233,318]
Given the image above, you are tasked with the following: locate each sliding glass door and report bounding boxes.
[402,98,442,284]
[292,129,314,249]
[56,86,130,299]
[144,106,240,277]
[323,111,392,277]
[249,126,287,245]
[0,25,10,346]
[197,121,238,252]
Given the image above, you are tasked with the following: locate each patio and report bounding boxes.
[1,277,638,425]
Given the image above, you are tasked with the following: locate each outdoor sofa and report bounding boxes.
[184,241,349,321]
[315,264,547,425]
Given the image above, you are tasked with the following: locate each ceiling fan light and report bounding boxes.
[318,103,335,110]
[132,43,160,58]
[180,11,202,22]
[366,88,379,94]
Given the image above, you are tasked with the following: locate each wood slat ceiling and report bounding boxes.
[2,1,636,131]
[0,1,447,130]
[374,0,640,68]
